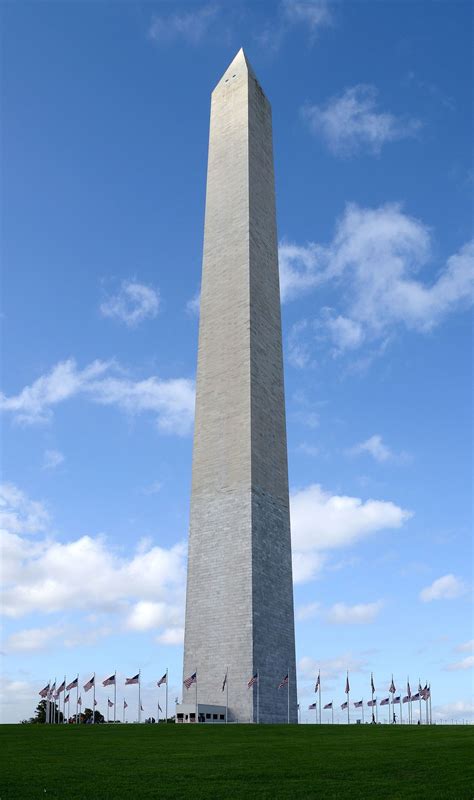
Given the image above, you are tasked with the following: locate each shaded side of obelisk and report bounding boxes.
[183,49,297,723]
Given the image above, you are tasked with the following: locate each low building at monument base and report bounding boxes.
[176,703,227,724]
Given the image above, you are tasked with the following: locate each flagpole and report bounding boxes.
[400,695,403,725]
[165,668,168,724]
[287,666,290,724]
[226,667,229,724]
[346,672,350,725]
[331,703,334,725]
[375,699,378,724]
[76,675,79,725]
[93,673,96,724]
[362,700,364,724]
[257,671,260,724]
[318,670,322,725]
[195,668,198,724]
[418,679,422,725]
[123,699,125,724]
[138,670,141,724]
[429,685,432,725]
[114,670,117,724]
[54,677,56,724]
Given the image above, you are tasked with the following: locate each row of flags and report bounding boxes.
[183,671,290,691]
[39,670,170,724]
[307,671,433,724]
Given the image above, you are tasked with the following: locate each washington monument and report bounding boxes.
[183,49,297,723]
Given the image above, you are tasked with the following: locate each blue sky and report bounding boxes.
[1,0,472,724]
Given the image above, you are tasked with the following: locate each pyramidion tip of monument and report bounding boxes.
[214,47,257,90]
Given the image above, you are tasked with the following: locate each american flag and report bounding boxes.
[50,681,56,692]
[309,703,317,709]
[140,704,144,712]
[367,699,377,707]
[389,677,396,694]
[39,683,50,698]
[57,680,66,694]
[341,701,348,710]
[248,673,258,688]
[123,700,128,708]
[278,674,288,689]
[64,694,70,703]
[77,696,82,706]
[380,697,390,706]
[412,692,420,701]
[103,674,115,687]
[222,671,228,692]
[125,674,140,685]
[392,695,401,704]
[157,673,167,687]
[184,672,197,689]
[108,699,114,708]
[314,673,320,693]
[66,677,78,691]
[407,679,412,698]
[345,673,350,694]
[84,676,95,692]
[402,695,410,703]
[422,685,430,700]
[324,702,333,709]
[371,673,375,693]
[354,700,363,708]
[158,703,163,712]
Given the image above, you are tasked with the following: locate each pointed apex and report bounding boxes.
[214,47,257,91]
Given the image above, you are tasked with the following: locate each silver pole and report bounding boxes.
[331,704,334,725]
[165,668,168,723]
[226,668,229,724]
[287,667,290,724]
[138,670,141,724]
[76,676,79,725]
[318,671,322,725]
[257,671,259,724]
[114,671,117,723]
[195,669,198,724]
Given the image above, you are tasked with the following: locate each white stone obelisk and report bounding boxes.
[183,49,297,724]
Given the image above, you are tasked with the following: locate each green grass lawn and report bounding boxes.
[1,724,472,799]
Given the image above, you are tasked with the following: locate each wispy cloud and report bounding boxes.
[346,435,410,464]
[325,600,383,625]
[0,359,195,435]
[445,656,474,672]
[100,281,160,327]
[258,0,333,53]
[186,292,201,316]
[42,449,65,471]
[149,5,219,45]
[302,85,421,156]
[420,574,467,602]
[279,204,474,359]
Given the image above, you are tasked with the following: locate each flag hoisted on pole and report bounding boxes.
[315,670,321,725]
[184,671,197,722]
[389,675,396,724]
[83,674,95,724]
[157,670,168,723]
[345,672,350,725]
[123,698,127,723]
[370,673,376,723]
[222,668,229,723]
[324,701,333,724]
[418,680,423,724]
[407,677,412,724]
[277,672,290,724]
[125,672,140,723]
[67,676,79,725]
[309,702,317,723]
[248,672,259,723]
[103,673,116,723]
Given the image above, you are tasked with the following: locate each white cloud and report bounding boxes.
[302,85,421,156]
[456,639,474,653]
[42,449,65,470]
[434,701,474,720]
[149,5,218,44]
[292,551,325,584]
[186,292,201,316]
[156,627,184,645]
[141,481,163,496]
[1,484,186,626]
[287,320,312,368]
[0,358,195,435]
[100,281,160,327]
[325,600,383,625]
[298,653,367,682]
[445,656,474,672]
[5,625,63,652]
[296,602,320,621]
[282,0,332,34]
[279,204,474,355]
[348,435,393,463]
[420,574,467,602]
[0,482,49,536]
[291,483,411,555]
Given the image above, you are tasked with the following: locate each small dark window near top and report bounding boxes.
[232,74,236,77]
[206,713,211,719]
[213,713,218,719]
[219,714,225,720]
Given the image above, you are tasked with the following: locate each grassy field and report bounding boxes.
[1,723,473,799]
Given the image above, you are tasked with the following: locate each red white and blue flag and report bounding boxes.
[412,692,420,701]
[157,673,167,687]
[278,674,289,689]
[184,672,197,689]
[125,674,140,686]
[103,674,115,687]
[84,676,95,692]
[407,680,412,698]
[66,677,78,691]
[402,695,410,703]
[324,702,333,709]
[248,673,258,688]
[64,694,70,703]
[77,696,82,706]
[309,703,317,710]
[341,701,348,710]
[354,700,363,708]
[314,673,320,693]
[345,673,350,694]
[392,695,401,704]
[39,684,50,698]
[389,677,396,694]
[367,699,377,707]
[57,680,66,694]
[123,700,128,708]
[222,671,228,692]
[108,699,114,708]
[371,673,375,693]
[380,697,390,706]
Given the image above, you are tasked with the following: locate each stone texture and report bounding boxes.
[183,49,297,723]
